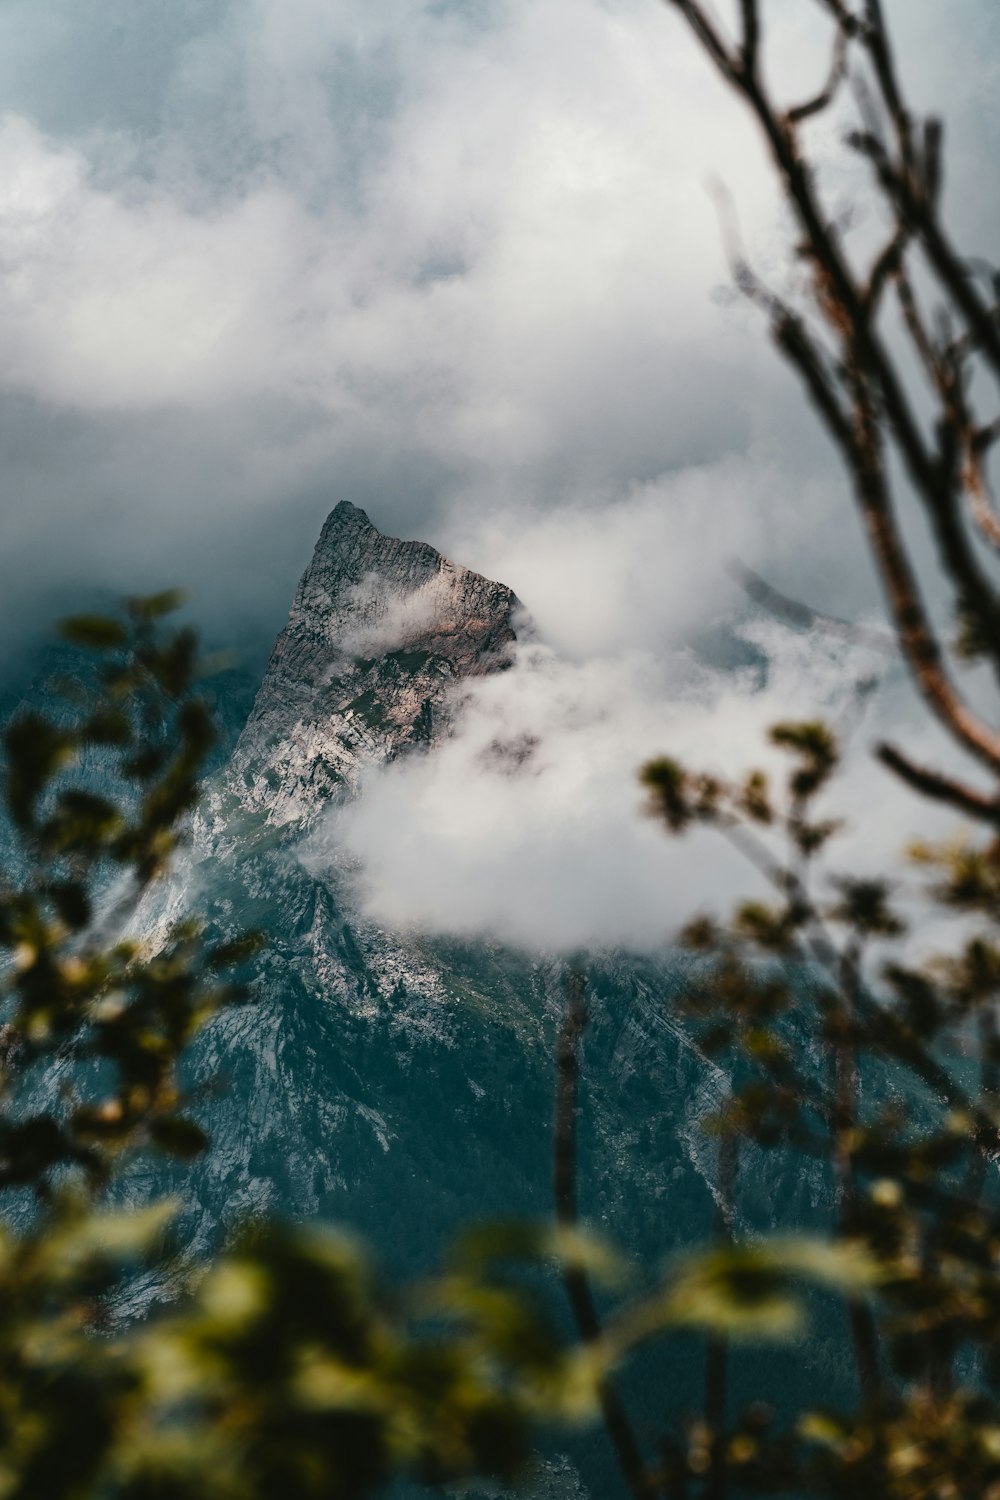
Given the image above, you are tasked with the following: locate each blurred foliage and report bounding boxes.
[640,713,1000,1497]
[0,600,560,1499]
[0,592,255,1194]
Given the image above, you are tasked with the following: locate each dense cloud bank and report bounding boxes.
[2,0,997,948]
[315,617,959,953]
[0,0,996,658]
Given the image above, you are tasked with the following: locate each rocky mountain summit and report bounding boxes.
[0,504,856,1495]
[231,501,523,825]
[28,502,830,1483]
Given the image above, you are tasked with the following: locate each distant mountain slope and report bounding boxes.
[157,501,731,1267]
[4,504,849,1495]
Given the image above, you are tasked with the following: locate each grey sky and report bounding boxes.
[0,0,993,667]
[1,0,996,949]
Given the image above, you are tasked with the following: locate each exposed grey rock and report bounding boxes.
[230,501,523,825]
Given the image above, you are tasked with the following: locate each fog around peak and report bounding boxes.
[0,0,996,665]
[1,0,996,949]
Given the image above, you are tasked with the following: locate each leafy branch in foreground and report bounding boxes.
[0,600,570,1499]
[0,592,256,1193]
[637,717,1000,1496]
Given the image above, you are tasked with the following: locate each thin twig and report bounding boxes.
[877,743,1000,827]
[703,1128,739,1500]
[832,941,882,1400]
[554,969,659,1500]
[787,18,850,126]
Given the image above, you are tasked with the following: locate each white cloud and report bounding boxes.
[0,0,840,649]
[332,572,444,657]
[0,0,992,471]
[0,0,995,902]
[318,617,958,954]
[0,115,309,409]
[445,453,847,658]
[0,2,779,435]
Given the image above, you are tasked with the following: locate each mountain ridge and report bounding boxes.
[4,502,839,1495]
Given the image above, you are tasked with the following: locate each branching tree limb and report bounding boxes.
[638,4,1000,1492]
[663,0,1000,791]
[877,742,1000,825]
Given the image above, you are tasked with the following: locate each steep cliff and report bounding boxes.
[230,500,522,823]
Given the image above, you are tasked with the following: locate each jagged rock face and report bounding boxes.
[230,501,522,824]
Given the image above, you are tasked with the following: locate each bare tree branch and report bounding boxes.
[662,0,1000,776]
[859,0,915,177]
[853,128,1000,382]
[554,970,659,1500]
[863,224,912,314]
[877,743,1000,825]
[787,17,850,127]
[895,264,942,385]
[738,0,759,76]
[667,0,738,79]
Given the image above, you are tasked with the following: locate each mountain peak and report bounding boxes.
[324,499,377,531]
[230,505,523,825]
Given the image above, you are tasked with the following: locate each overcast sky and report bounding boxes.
[0,0,995,654]
[1,0,998,947]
